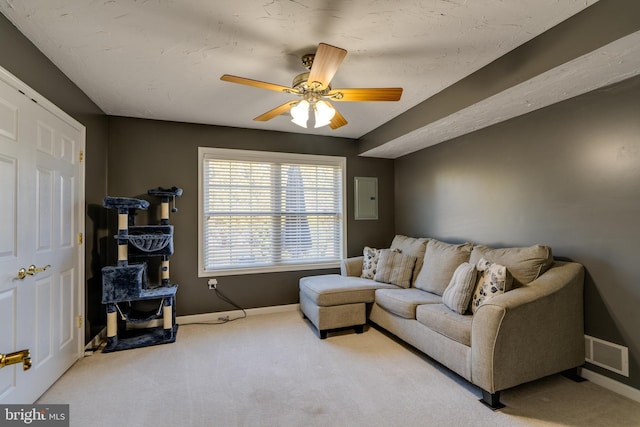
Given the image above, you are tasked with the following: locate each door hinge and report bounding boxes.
[79,151,84,162]
[77,315,83,329]
[78,232,83,244]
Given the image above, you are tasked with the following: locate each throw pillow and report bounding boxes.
[414,239,473,296]
[442,262,477,314]
[361,246,380,279]
[470,258,513,313]
[374,249,417,288]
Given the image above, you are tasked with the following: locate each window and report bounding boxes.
[199,147,346,276]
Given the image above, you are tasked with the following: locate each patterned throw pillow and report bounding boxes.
[442,262,477,314]
[470,258,513,313]
[374,249,417,288]
[361,246,380,279]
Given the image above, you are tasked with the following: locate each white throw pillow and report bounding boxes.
[442,262,477,314]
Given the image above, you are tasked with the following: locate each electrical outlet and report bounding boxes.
[208,278,218,290]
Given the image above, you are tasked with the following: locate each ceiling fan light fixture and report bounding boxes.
[291,100,310,128]
[314,100,336,128]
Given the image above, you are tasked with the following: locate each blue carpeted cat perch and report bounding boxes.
[101,187,182,353]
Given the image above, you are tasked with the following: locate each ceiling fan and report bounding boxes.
[220,43,403,130]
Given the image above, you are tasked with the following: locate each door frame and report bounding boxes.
[0,65,86,361]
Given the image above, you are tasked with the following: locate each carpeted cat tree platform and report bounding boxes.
[101,187,182,353]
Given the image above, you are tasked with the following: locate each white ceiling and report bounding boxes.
[362,29,640,158]
[1,0,613,155]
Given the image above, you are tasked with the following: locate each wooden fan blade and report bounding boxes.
[307,43,347,91]
[329,105,348,130]
[221,74,294,93]
[253,101,298,122]
[328,88,403,102]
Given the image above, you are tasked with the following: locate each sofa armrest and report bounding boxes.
[341,256,364,277]
[471,261,585,393]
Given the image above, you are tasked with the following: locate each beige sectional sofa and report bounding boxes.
[299,235,585,409]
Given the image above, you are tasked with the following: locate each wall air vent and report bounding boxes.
[584,335,629,377]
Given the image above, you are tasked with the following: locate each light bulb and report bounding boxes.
[314,100,336,128]
[290,100,309,128]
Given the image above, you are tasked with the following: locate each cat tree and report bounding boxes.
[101,186,182,352]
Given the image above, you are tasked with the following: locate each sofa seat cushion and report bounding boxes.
[375,288,442,319]
[416,304,472,347]
[300,274,396,306]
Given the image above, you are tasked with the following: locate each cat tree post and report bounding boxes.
[106,303,118,347]
[159,196,171,284]
[117,206,129,266]
[163,298,174,339]
[161,258,170,286]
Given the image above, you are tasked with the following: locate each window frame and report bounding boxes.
[198,147,347,277]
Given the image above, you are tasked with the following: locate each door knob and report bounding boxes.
[17,264,51,279]
[0,349,31,371]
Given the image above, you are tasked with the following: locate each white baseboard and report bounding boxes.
[580,367,640,403]
[81,304,300,352]
[177,303,300,325]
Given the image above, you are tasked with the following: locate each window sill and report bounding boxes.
[198,261,341,277]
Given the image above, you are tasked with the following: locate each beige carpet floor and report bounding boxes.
[38,309,640,427]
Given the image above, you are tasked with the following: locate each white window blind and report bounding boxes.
[199,148,345,276]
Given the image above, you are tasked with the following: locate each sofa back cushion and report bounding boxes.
[374,249,417,289]
[469,244,553,287]
[390,235,429,285]
[414,239,473,296]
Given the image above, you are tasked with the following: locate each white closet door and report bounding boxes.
[0,68,85,404]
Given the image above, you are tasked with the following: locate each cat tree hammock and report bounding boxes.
[101,186,182,352]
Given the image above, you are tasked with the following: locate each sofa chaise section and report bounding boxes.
[299,274,397,339]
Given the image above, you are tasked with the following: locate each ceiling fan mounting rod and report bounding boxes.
[301,53,315,70]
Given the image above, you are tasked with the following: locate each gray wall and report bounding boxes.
[394,74,640,390]
[0,14,110,343]
[107,117,395,316]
